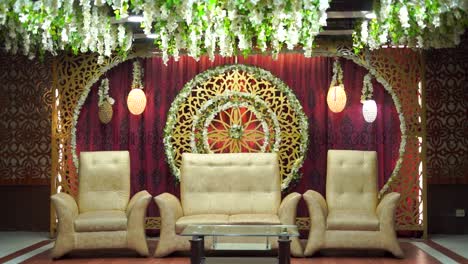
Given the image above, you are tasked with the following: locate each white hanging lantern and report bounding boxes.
[361,73,377,123]
[127,88,146,115]
[127,60,146,115]
[327,58,347,113]
[362,99,377,122]
[327,84,347,113]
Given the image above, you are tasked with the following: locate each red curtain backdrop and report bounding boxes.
[76,54,400,219]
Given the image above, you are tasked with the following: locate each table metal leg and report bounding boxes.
[190,235,205,264]
[278,235,291,264]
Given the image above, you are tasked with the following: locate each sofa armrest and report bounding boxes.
[278,192,303,257]
[127,190,152,227]
[303,190,327,256]
[127,190,152,256]
[303,190,327,221]
[154,193,183,228]
[126,190,152,218]
[51,192,78,232]
[278,192,301,224]
[376,192,400,229]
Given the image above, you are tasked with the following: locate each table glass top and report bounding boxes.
[180,224,299,237]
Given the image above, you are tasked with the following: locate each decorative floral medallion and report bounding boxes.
[164,65,309,190]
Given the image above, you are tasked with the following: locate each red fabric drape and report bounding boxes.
[76,54,400,221]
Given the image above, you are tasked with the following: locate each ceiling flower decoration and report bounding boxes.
[0,0,329,63]
[353,0,468,51]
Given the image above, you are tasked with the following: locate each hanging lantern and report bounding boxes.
[362,99,377,122]
[98,100,113,124]
[361,73,377,123]
[127,60,146,115]
[327,84,347,113]
[127,88,146,115]
[97,78,114,124]
[327,58,347,113]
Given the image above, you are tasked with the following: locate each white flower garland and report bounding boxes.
[0,0,330,64]
[98,78,115,106]
[333,49,407,198]
[354,0,468,51]
[361,73,374,102]
[330,58,344,87]
[189,91,281,157]
[132,61,144,89]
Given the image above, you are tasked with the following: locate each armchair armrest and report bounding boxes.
[303,190,327,256]
[127,190,152,256]
[376,192,401,229]
[278,192,301,224]
[376,192,404,258]
[50,192,78,258]
[51,192,78,232]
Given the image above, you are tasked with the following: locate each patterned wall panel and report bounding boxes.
[425,38,468,184]
[0,53,52,185]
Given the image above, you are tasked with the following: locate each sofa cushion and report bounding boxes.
[229,214,281,225]
[175,214,229,234]
[327,210,379,231]
[74,210,127,232]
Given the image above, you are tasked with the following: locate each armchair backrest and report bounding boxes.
[326,150,378,212]
[78,151,130,213]
[180,153,281,215]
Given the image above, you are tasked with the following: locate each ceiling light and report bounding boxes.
[127,15,144,23]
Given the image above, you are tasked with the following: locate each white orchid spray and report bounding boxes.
[0,0,331,63]
[354,0,468,52]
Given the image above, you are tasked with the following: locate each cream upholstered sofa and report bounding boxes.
[303,150,403,257]
[154,153,303,257]
[50,151,152,258]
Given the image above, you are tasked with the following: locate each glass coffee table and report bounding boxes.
[181,224,299,264]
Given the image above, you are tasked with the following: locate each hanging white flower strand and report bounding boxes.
[361,73,377,123]
[361,73,374,102]
[131,61,144,89]
[98,78,115,106]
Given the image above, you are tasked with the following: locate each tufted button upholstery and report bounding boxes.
[180,153,281,216]
[326,150,377,213]
[78,151,130,213]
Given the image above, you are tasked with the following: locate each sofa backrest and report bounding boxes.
[326,150,378,213]
[78,151,130,213]
[180,153,281,215]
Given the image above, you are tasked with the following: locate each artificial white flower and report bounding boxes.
[399,5,410,28]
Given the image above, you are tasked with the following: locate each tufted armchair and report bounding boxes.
[50,151,152,258]
[303,150,403,257]
[154,153,303,257]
